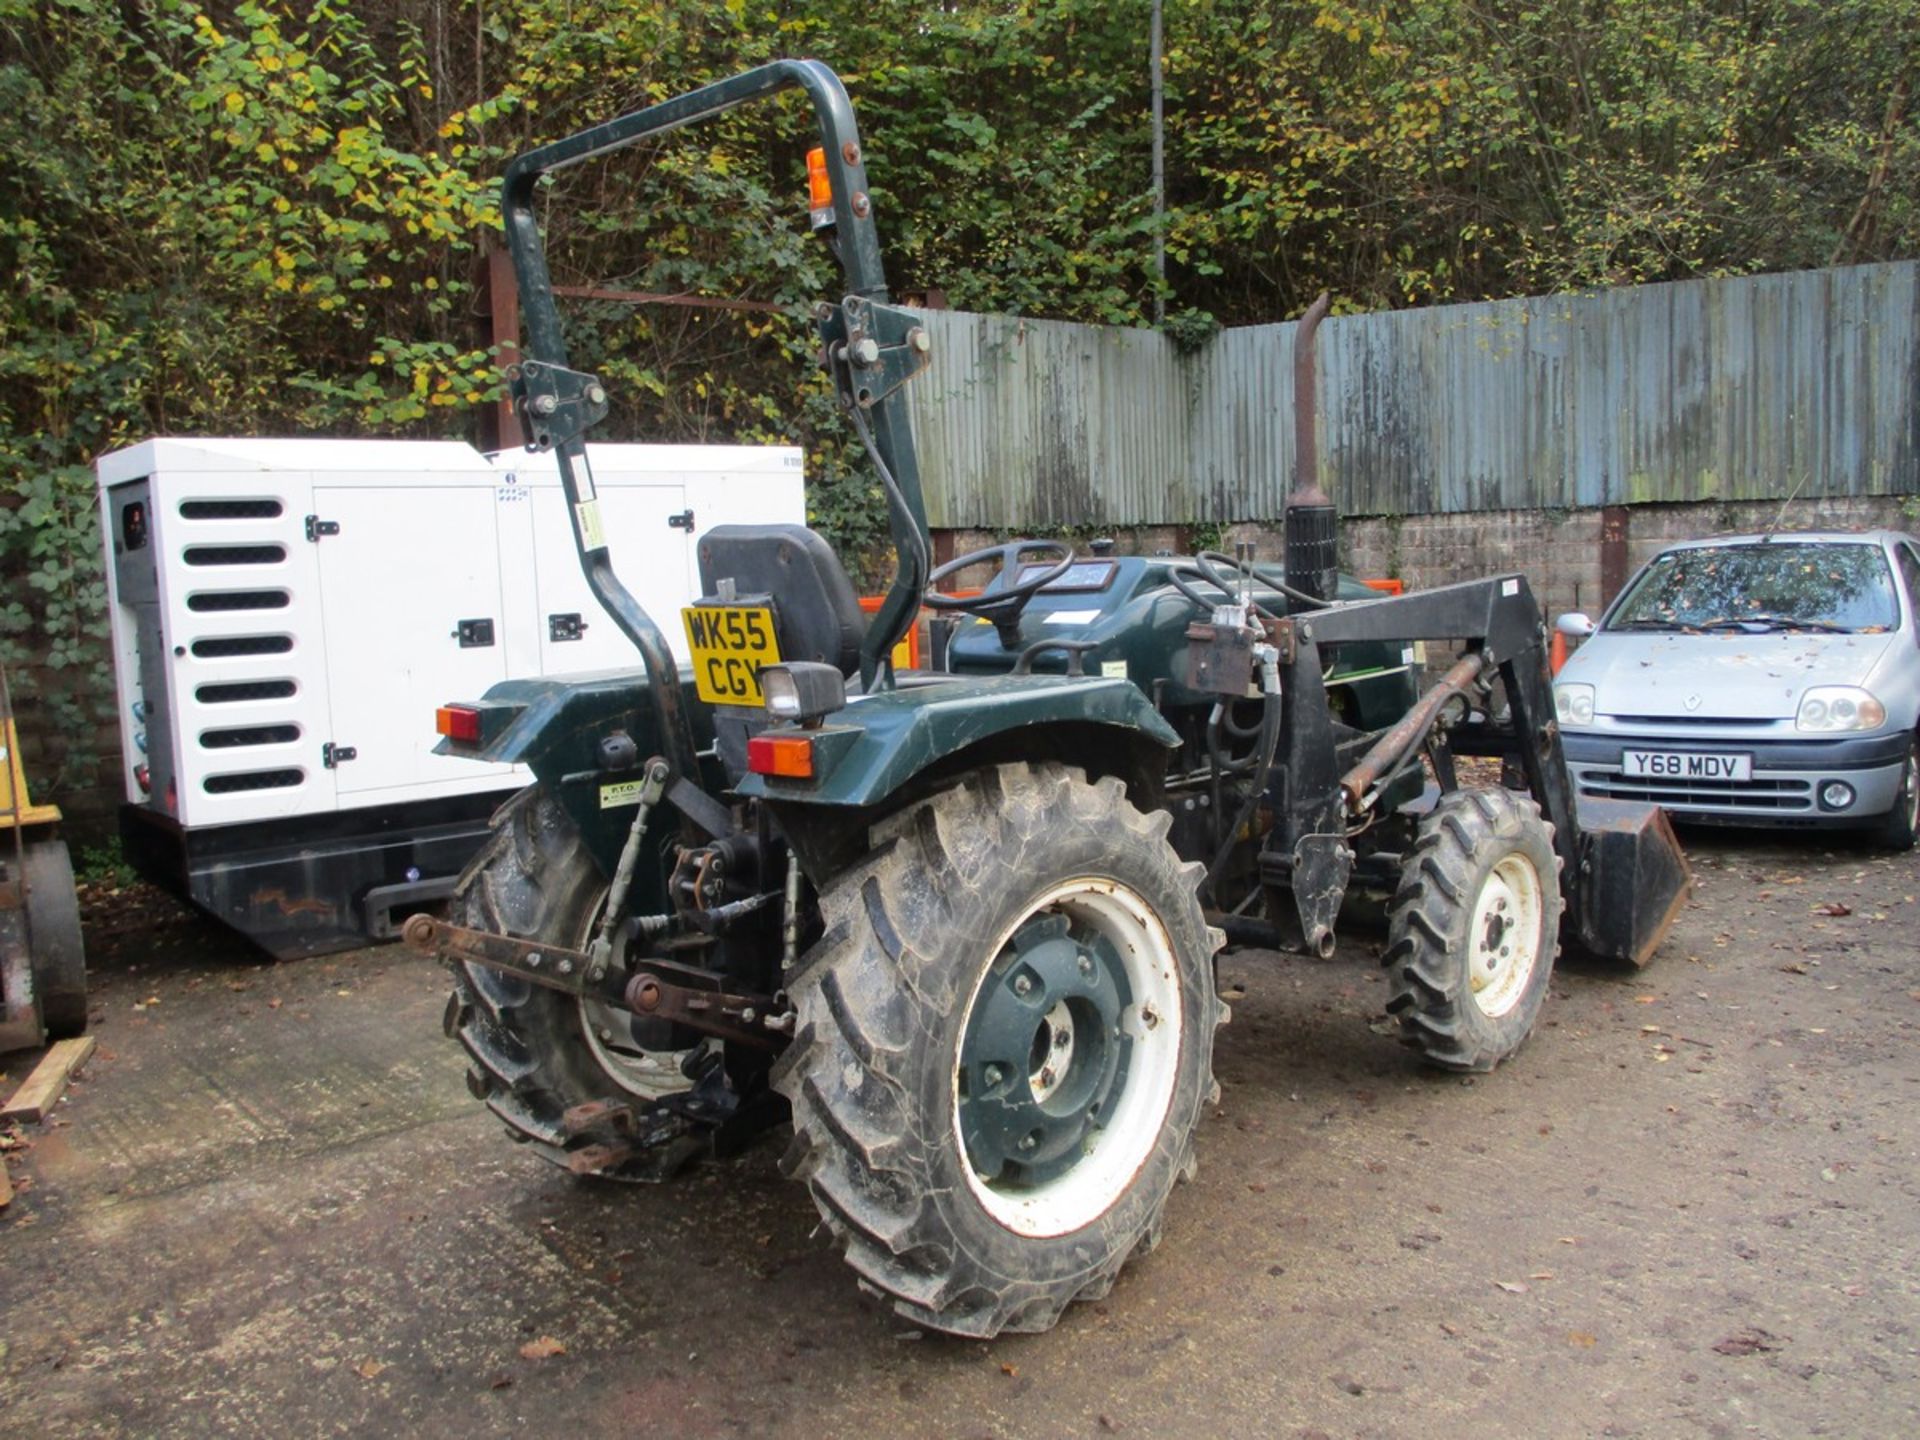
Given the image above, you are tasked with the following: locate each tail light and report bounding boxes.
[436,705,483,744]
[747,733,815,780]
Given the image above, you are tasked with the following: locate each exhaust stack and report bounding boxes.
[1284,291,1337,604]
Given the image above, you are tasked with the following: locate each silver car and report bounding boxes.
[1553,530,1920,849]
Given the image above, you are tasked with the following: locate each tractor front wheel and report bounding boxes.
[1382,787,1562,1073]
[775,762,1224,1337]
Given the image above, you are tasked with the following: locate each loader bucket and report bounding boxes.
[1564,795,1692,968]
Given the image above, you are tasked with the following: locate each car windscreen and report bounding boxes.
[1607,543,1899,634]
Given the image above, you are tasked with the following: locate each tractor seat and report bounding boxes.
[695,524,867,678]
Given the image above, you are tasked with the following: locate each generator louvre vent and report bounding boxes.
[197,679,297,704]
[190,634,294,658]
[179,499,285,520]
[183,544,287,567]
[200,724,301,749]
[187,589,291,612]
[203,768,304,794]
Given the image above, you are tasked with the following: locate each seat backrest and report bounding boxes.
[695,524,867,677]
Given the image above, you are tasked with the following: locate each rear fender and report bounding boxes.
[435,669,718,886]
[742,674,1180,883]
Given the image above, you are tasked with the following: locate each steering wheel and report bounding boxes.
[925,539,1076,645]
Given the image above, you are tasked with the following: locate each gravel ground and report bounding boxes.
[2,827,1916,1439]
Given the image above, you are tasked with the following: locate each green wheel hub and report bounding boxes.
[956,912,1134,1189]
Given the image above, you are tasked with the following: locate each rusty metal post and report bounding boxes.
[486,246,524,451]
[1599,505,1630,609]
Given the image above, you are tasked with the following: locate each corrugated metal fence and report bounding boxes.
[905,261,1920,528]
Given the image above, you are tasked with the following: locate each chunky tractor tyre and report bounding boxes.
[775,762,1225,1338]
[445,786,699,1179]
[1870,735,1918,851]
[1383,787,1563,1073]
[25,838,88,1039]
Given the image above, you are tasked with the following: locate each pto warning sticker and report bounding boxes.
[1101,660,1129,680]
[599,780,642,810]
[576,498,607,550]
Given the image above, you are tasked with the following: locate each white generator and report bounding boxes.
[97,437,805,955]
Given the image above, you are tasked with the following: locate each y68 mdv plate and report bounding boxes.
[1622,749,1752,781]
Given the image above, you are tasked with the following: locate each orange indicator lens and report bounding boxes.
[747,733,814,779]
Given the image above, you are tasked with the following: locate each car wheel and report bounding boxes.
[1870,735,1919,852]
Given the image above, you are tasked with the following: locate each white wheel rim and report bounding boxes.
[1466,852,1544,1019]
[576,895,698,1102]
[952,878,1185,1239]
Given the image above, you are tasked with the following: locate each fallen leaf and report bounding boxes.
[1494,1280,1528,1294]
[520,1337,566,1360]
[1812,902,1851,917]
[268,998,283,1010]
[1000,1362,1019,1378]
[354,1358,387,1380]
[1780,963,1809,975]
[1712,1329,1780,1357]
[489,1374,515,1391]
[1567,1331,1597,1347]
[1634,995,1658,1005]
[1529,1270,1555,1280]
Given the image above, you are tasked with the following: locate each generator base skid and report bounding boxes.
[121,791,515,959]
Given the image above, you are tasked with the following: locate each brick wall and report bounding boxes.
[941,495,1912,631]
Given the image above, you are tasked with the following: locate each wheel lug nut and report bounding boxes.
[1053,1029,1069,1049]
[1013,975,1033,997]
[1018,1134,1037,1151]
[984,1064,1004,1087]
[1077,954,1094,978]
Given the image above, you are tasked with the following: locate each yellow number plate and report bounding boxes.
[682,604,781,706]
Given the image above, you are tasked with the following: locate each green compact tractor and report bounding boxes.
[410,62,1690,1337]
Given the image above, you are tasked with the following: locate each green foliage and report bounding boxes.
[2,0,1915,808]
[75,837,140,889]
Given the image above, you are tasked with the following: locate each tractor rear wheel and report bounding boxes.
[1382,787,1562,1073]
[445,786,702,1179]
[775,762,1224,1337]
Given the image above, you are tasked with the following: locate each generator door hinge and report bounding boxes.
[304,515,340,542]
[322,742,357,769]
[667,509,695,531]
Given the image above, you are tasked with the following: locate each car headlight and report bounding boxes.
[1795,685,1886,733]
[1554,682,1595,726]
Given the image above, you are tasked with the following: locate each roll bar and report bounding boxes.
[498,60,931,778]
